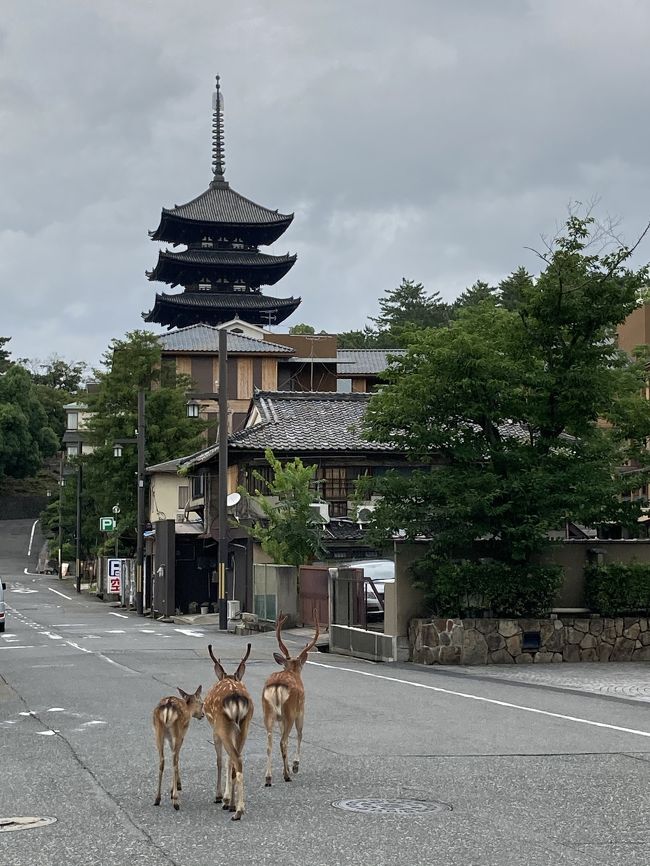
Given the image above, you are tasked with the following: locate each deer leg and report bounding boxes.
[222,751,232,810]
[213,736,224,803]
[292,710,304,775]
[222,735,244,820]
[171,743,181,810]
[280,718,293,782]
[264,705,274,786]
[154,732,164,806]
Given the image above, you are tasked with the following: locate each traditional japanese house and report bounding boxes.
[144,76,300,330]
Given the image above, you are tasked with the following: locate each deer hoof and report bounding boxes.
[283,775,292,782]
[231,811,242,821]
[222,802,230,811]
[154,798,161,806]
[177,782,182,791]
[173,803,180,811]
[264,779,272,787]
[292,761,299,774]
[214,796,223,803]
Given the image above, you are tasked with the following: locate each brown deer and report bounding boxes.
[152,685,204,810]
[262,611,320,787]
[203,643,253,821]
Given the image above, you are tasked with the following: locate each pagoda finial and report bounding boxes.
[211,75,226,184]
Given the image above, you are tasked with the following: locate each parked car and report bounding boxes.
[0,579,6,632]
[332,559,395,617]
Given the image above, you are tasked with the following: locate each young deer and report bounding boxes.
[262,611,320,787]
[203,643,253,821]
[152,685,204,810]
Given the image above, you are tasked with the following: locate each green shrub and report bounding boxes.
[412,557,562,618]
[584,562,650,615]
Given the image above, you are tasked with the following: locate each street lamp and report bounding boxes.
[186,400,200,418]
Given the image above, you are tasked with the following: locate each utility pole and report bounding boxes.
[58,453,64,579]
[218,327,228,630]
[75,461,83,594]
[135,387,145,616]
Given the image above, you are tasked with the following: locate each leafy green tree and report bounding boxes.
[452,280,497,315]
[247,448,325,567]
[362,214,650,616]
[77,331,206,556]
[498,266,534,311]
[0,337,12,373]
[0,366,58,481]
[336,327,383,349]
[370,279,450,347]
[289,323,316,335]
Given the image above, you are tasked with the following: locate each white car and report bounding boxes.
[334,560,395,617]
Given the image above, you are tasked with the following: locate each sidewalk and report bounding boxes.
[430,661,650,704]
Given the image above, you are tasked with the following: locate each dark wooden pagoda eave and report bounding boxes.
[146,252,297,287]
[149,212,294,246]
[141,295,301,329]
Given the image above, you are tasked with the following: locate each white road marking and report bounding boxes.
[36,730,59,736]
[82,720,106,726]
[46,708,66,712]
[31,664,74,669]
[19,711,37,716]
[27,519,38,556]
[38,632,63,641]
[0,646,36,650]
[65,640,136,673]
[11,588,38,594]
[48,587,73,600]
[108,612,128,619]
[106,630,126,634]
[307,660,650,740]
[174,628,205,638]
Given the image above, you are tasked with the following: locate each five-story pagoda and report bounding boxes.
[144,77,300,329]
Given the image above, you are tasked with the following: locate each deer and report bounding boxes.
[152,685,204,810]
[262,610,320,787]
[203,643,253,821]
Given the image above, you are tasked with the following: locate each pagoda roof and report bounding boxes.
[143,292,301,328]
[150,181,294,245]
[147,248,297,287]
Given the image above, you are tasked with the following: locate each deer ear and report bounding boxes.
[195,685,202,696]
[177,687,190,700]
[273,652,287,666]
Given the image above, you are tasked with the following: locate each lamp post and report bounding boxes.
[75,460,83,594]
[218,326,228,630]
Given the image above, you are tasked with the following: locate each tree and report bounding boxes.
[0,337,12,373]
[76,331,206,557]
[289,323,316,335]
[451,280,497,315]
[247,449,325,567]
[362,214,650,616]
[0,366,59,481]
[369,279,451,347]
[336,326,383,349]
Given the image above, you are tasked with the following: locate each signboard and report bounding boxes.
[107,558,122,594]
[100,517,116,532]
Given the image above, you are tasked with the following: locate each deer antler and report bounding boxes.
[275,611,290,658]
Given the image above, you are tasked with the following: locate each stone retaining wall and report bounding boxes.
[409,616,650,665]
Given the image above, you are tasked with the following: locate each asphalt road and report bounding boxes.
[1,518,649,865]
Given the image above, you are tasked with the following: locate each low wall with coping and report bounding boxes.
[409,616,650,665]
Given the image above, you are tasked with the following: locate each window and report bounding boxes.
[337,378,352,394]
[191,474,205,499]
[248,465,273,496]
[66,443,79,457]
[178,485,189,509]
[198,281,211,291]
[67,412,79,430]
[201,236,213,248]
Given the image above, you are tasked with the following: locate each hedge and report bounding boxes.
[584,562,650,616]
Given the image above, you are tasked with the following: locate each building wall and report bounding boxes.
[617,303,650,355]
[149,473,186,523]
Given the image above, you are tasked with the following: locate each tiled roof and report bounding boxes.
[227,391,395,453]
[147,292,300,310]
[153,249,296,268]
[158,183,293,227]
[158,325,295,354]
[337,349,406,375]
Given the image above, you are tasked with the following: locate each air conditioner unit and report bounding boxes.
[357,504,376,523]
[309,502,330,524]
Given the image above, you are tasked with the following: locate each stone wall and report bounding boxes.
[409,616,650,665]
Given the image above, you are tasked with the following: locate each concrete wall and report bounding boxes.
[253,563,298,626]
[329,624,409,662]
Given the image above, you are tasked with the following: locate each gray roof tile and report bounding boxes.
[337,349,406,375]
[161,183,293,226]
[158,325,295,354]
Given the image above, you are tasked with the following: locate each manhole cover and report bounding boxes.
[332,798,452,815]
[0,817,57,832]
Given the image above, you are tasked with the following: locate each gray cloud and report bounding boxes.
[2,0,650,366]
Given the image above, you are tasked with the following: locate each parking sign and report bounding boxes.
[108,558,122,594]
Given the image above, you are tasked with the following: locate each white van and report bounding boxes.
[0,579,6,632]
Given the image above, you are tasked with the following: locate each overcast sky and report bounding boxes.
[3,0,650,369]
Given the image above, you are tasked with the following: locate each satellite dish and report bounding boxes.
[226,492,241,509]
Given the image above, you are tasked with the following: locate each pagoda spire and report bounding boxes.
[211,75,227,187]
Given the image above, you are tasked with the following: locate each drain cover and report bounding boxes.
[0,817,57,832]
[332,798,451,815]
